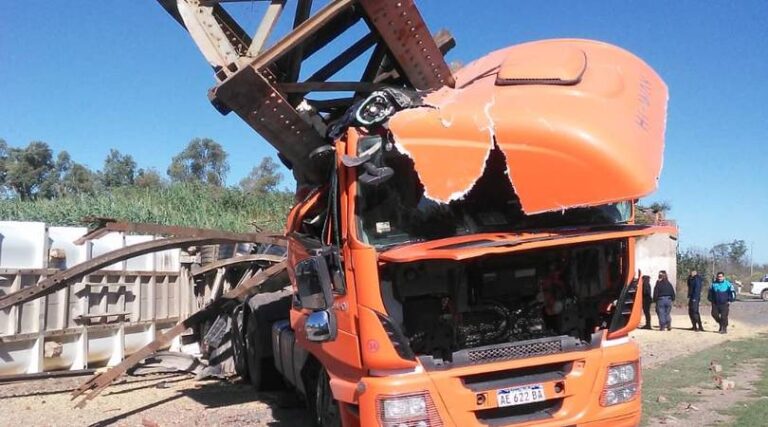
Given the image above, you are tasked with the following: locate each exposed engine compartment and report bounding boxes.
[380,240,628,363]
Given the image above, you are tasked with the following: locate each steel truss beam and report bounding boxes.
[157,0,455,186]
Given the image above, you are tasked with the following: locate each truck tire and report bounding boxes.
[307,364,341,427]
[244,286,292,391]
[245,310,265,389]
[230,304,249,381]
[762,289,768,301]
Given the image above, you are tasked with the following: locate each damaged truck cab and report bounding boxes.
[273,39,671,426]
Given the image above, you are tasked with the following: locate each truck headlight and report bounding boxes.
[377,392,441,427]
[601,361,639,406]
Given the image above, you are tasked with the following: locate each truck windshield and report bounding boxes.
[355,146,631,249]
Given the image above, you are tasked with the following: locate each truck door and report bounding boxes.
[287,179,363,380]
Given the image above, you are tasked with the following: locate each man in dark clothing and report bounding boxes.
[653,271,676,331]
[641,275,653,329]
[708,272,736,334]
[687,270,704,331]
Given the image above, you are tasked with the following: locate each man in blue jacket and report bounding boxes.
[707,272,736,334]
[687,270,703,331]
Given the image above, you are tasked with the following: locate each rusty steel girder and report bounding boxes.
[0,234,284,311]
[74,217,286,245]
[157,0,455,186]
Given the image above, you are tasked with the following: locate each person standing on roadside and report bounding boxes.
[687,270,704,331]
[707,272,736,334]
[653,271,675,331]
[641,275,653,329]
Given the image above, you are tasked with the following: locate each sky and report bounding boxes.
[1,1,767,262]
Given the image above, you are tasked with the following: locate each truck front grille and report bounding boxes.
[451,335,584,366]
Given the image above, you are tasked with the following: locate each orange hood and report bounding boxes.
[388,39,668,214]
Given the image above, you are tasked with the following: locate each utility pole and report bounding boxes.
[750,241,754,278]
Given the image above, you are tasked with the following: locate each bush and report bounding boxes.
[0,183,293,232]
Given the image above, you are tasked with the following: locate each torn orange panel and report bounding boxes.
[389,38,668,213]
[379,224,678,263]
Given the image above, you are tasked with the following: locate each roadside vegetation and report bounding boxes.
[0,137,292,232]
[641,332,768,425]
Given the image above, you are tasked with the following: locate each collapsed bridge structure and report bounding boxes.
[0,219,287,390]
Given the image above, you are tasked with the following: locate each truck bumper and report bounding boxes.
[353,339,642,426]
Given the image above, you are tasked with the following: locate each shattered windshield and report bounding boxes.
[355,145,631,249]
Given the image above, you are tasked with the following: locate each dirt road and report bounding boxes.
[634,298,768,368]
[1,299,765,426]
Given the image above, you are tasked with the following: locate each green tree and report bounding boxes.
[4,141,54,200]
[677,247,711,289]
[66,164,96,194]
[727,239,748,266]
[135,168,165,189]
[240,157,283,194]
[0,138,8,188]
[101,149,136,188]
[167,138,229,186]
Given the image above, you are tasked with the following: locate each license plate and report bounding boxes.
[496,384,546,407]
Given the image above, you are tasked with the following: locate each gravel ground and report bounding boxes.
[1,298,765,426]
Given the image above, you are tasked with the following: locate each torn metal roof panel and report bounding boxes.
[389,38,668,214]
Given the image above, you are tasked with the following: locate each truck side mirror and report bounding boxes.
[305,309,338,342]
[295,255,334,310]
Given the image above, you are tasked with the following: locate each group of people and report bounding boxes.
[641,270,736,334]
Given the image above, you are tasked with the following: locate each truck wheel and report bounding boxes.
[308,366,341,427]
[761,290,768,301]
[245,312,265,389]
[230,304,249,381]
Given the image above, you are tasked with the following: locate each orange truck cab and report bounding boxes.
[268,39,671,426]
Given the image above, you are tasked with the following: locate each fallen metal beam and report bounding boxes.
[71,261,287,407]
[0,235,280,311]
[75,218,285,246]
[191,254,285,276]
[210,66,328,184]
